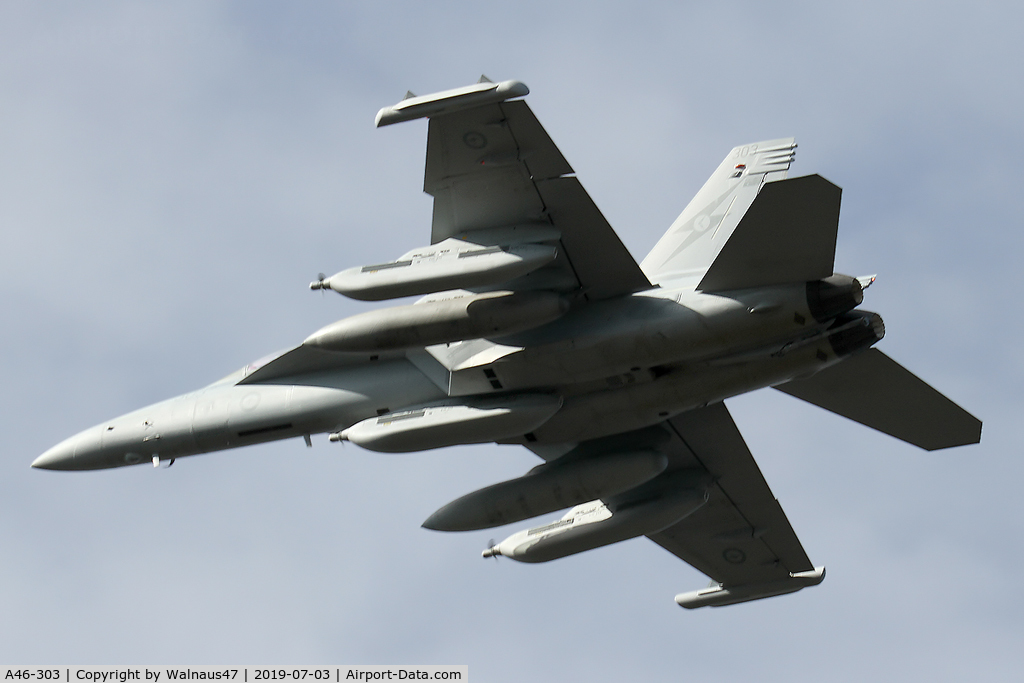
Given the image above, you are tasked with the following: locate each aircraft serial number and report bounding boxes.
[254,672,330,681]
[6,673,61,681]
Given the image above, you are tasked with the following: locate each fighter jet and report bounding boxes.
[34,77,981,609]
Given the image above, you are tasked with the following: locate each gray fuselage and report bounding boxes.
[34,277,877,471]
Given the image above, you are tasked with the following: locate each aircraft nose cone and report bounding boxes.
[32,441,75,470]
[32,428,101,470]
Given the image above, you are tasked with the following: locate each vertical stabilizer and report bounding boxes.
[697,174,841,292]
[641,138,796,287]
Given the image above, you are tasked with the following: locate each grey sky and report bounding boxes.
[2,2,1021,679]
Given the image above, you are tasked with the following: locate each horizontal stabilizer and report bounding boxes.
[774,349,982,451]
[698,174,841,292]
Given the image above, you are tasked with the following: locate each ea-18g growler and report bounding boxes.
[35,78,981,609]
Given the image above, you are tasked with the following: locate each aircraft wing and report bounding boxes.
[524,402,823,607]
[645,403,816,591]
[388,80,651,301]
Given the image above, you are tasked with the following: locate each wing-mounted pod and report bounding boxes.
[330,394,562,453]
[314,225,561,302]
[423,449,669,531]
[674,567,825,609]
[304,288,569,352]
[482,470,711,563]
[375,77,529,128]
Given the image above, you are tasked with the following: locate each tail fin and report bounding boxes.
[697,174,841,292]
[774,349,982,451]
[641,138,796,287]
